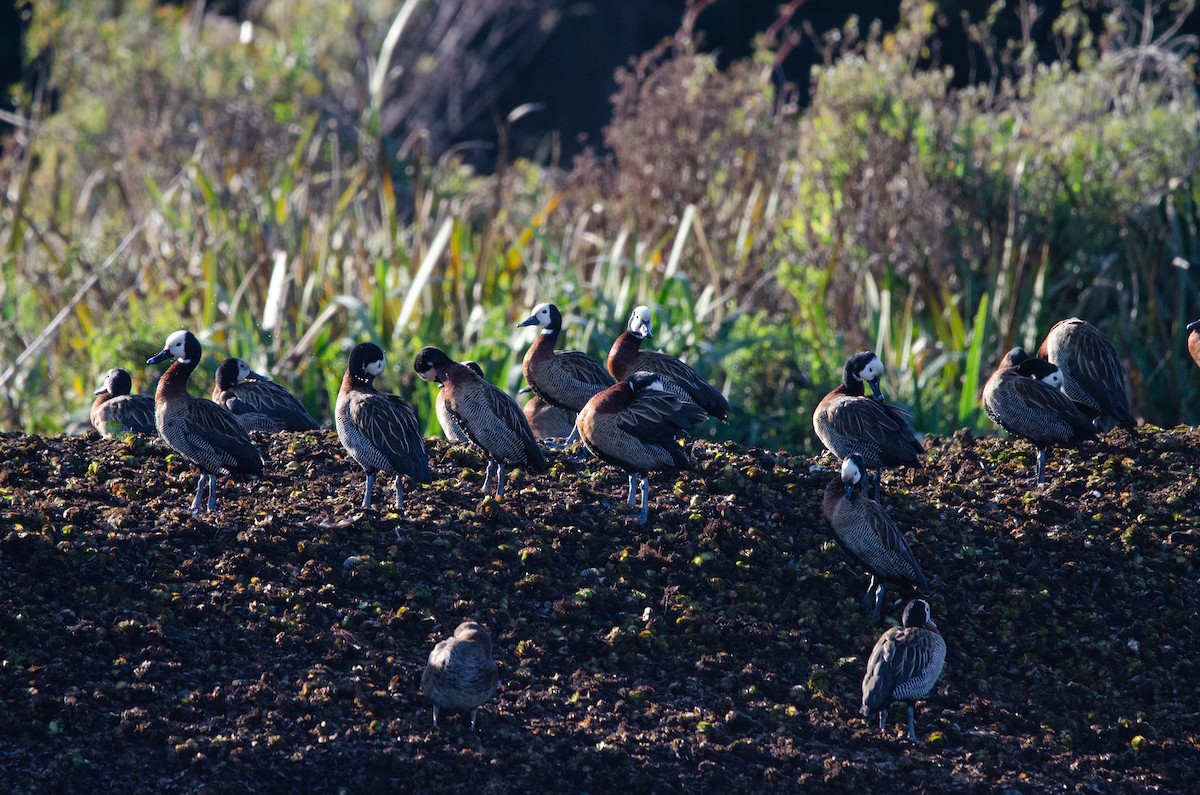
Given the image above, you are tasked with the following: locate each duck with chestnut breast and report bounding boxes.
[521,391,576,440]
[982,347,1096,484]
[1038,318,1135,428]
[517,302,615,446]
[91,368,157,438]
[335,342,432,510]
[813,351,922,497]
[422,621,499,731]
[211,357,321,433]
[822,454,928,619]
[147,331,264,514]
[607,305,730,421]
[1187,319,1200,370]
[414,347,548,495]
[577,371,708,525]
[430,360,485,444]
[861,598,947,742]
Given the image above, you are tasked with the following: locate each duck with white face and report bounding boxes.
[146,330,264,514]
[606,304,730,421]
[516,302,615,447]
[335,342,432,511]
[813,351,922,500]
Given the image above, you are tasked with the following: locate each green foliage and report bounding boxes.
[3,0,1200,448]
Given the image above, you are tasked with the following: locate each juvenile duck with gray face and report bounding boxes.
[517,302,615,445]
[91,368,157,438]
[1038,318,1135,428]
[421,621,499,730]
[607,305,730,421]
[861,598,947,741]
[577,371,708,524]
[813,351,922,494]
[147,331,264,514]
[335,342,432,510]
[211,357,321,433]
[414,347,548,495]
[430,360,484,443]
[822,454,928,619]
[982,346,1096,484]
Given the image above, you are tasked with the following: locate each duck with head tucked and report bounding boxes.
[516,302,615,446]
[335,342,432,510]
[1038,318,1135,429]
[822,454,928,619]
[577,371,707,525]
[211,357,321,433]
[982,346,1096,484]
[422,621,499,731]
[91,367,157,438]
[414,346,548,496]
[607,305,730,421]
[860,598,947,742]
[813,351,922,498]
[147,330,264,514]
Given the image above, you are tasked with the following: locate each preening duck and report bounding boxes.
[414,346,548,496]
[335,342,432,510]
[577,371,708,524]
[822,454,928,619]
[607,305,730,421]
[861,598,947,741]
[982,347,1096,484]
[517,302,615,445]
[1038,318,1135,428]
[813,351,922,496]
[91,368,157,438]
[430,360,484,444]
[146,330,264,514]
[211,357,320,433]
[421,621,499,730]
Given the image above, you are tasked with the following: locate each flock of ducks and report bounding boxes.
[87,307,1141,736]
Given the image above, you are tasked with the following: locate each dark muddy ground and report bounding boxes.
[1,425,1198,793]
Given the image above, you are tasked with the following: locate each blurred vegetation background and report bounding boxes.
[2,0,1199,452]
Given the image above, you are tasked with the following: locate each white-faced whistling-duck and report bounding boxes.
[577,371,708,524]
[860,598,946,742]
[334,342,432,510]
[91,368,157,438]
[516,302,615,446]
[414,346,548,496]
[607,305,730,421]
[421,621,499,730]
[822,454,928,619]
[813,351,922,498]
[211,357,321,433]
[1038,318,1135,428]
[146,330,264,514]
[982,347,1096,484]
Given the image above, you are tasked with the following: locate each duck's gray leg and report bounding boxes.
[363,473,375,508]
[206,473,218,512]
[626,474,638,506]
[393,475,404,510]
[481,460,494,493]
[906,704,918,741]
[494,463,506,497]
[190,476,207,514]
[637,475,651,525]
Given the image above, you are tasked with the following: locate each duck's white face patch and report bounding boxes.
[365,358,386,377]
[628,306,653,338]
[527,302,554,333]
[857,354,884,382]
[164,330,192,363]
[840,456,863,485]
[235,359,252,381]
[1039,367,1064,389]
